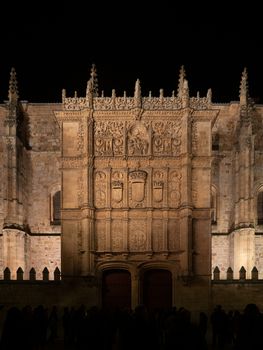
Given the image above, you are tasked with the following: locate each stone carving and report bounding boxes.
[77,123,84,152]
[169,170,181,207]
[111,171,124,207]
[112,181,123,203]
[192,121,198,154]
[62,158,83,168]
[190,97,210,110]
[94,121,124,156]
[129,170,147,206]
[5,137,15,152]
[142,96,182,110]
[4,117,16,128]
[111,220,123,251]
[94,171,107,208]
[192,175,198,207]
[95,221,106,251]
[168,220,180,251]
[93,119,184,158]
[128,122,149,156]
[129,221,146,251]
[77,176,84,207]
[153,171,164,203]
[152,120,181,156]
[63,92,212,110]
[153,220,163,251]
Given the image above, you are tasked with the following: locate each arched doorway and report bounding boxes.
[142,269,172,310]
[102,269,131,310]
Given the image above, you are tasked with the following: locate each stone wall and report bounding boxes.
[27,104,61,234]
[30,235,61,279]
[211,235,230,278]
[212,282,263,311]
[0,103,61,277]
[255,235,263,278]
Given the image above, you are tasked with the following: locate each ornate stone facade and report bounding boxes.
[1,66,263,310]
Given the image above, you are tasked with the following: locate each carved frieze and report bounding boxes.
[94,121,124,156]
[127,122,149,156]
[190,97,210,110]
[63,95,211,111]
[93,118,183,158]
[152,120,181,156]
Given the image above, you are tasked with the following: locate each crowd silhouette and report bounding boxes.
[0,302,263,349]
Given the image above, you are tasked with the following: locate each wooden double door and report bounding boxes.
[102,269,172,310]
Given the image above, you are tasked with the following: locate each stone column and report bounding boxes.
[179,109,193,276]
[131,270,139,309]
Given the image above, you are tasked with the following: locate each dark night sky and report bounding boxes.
[0,2,262,103]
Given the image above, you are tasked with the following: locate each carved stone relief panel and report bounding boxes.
[168,170,181,208]
[192,174,198,207]
[168,220,180,251]
[127,122,150,156]
[129,170,147,208]
[152,220,163,251]
[152,120,181,156]
[111,220,124,251]
[128,220,147,251]
[95,220,106,251]
[192,121,198,155]
[94,171,107,208]
[111,171,124,208]
[77,174,84,207]
[94,121,124,156]
[153,170,165,207]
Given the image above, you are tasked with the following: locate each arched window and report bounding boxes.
[51,191,61,225]
[257,192,263,225]
[211,186,217,224]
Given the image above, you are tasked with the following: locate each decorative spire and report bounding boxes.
[177,65,186,98]
[62,89,66,102]
[90,63,98,97]
[8,67,19,104]
[182,79,189,108]
[134,79,141,107]
[86,79,93,107]
[207,88,212,104]
[239,67,248,106]
[111,89,116,108]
